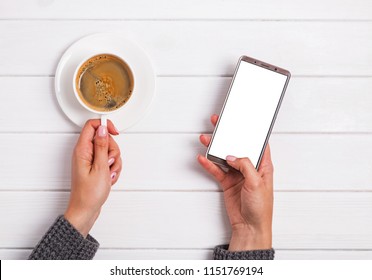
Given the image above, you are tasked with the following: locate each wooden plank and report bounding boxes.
[1,134,372,191]
[1,77,372,133]
[1,21,372,76]
[0,77,77,133]
[1,249,372,260]
[271,134,372,191]
[0,192,371,249]
[1,0,371,20]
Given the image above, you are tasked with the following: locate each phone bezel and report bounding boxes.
[206,55,291,169]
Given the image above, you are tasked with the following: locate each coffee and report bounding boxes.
[75,54,134,112]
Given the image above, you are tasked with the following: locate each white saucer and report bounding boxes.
[55,33,156,131]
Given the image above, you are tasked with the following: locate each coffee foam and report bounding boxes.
[75,54,134,112]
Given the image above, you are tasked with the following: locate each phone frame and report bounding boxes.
[206,55,291,169]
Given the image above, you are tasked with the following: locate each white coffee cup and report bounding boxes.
[72,53,135,126]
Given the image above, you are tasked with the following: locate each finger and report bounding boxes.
[110,170,118,185]
[110,157,122,185]
[199,115,218,148]
[258,144,274,179]
[197,154,226,182]
[226,156,258,181]
[77,119,119,149]
[211,114,219,127]
[108,135,122,184]
[108,157,115,167]
[106,119,120,135]
[111,170,120,185]
[108,135,121,158]
[260,144,273,168]
[110,156,122,174]
[92,125,109,170]
[199,134,212,147]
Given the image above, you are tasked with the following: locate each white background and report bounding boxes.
[0,0,372,260]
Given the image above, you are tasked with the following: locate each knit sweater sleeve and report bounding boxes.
[28,215,99,260]
[213,244,275,260]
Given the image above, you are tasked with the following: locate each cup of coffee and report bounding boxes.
[73,53,135,125]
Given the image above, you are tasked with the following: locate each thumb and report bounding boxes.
[226,156,257,179]
[93,125,109,169]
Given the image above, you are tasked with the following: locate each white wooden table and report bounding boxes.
[1,0,372,260]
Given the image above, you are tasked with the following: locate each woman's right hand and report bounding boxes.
[198,114,274,251]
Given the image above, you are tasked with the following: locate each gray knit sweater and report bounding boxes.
[29,216,275,260]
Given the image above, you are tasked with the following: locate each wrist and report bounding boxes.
[229,225,272,251]
[64,207,100,238]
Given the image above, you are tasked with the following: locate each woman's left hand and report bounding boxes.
[64,119,122,237]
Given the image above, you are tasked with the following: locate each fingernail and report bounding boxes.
[226,155,237,162]
[98,125,107,137]
[111,172,117,180]
[108,158,115,166]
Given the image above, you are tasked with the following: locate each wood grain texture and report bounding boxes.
[1,249,372,260]
[1,21,372,76]
[0,192,371,249]
[1,77,372,133]
[1,134,372,191]
[1,0,371,20]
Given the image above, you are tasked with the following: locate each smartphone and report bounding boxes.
[206,55,291,169]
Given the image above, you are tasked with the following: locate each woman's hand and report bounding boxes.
[198,114,274,251]
[64,119,122,237]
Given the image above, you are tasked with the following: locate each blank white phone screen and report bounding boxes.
[208,60,288,167]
